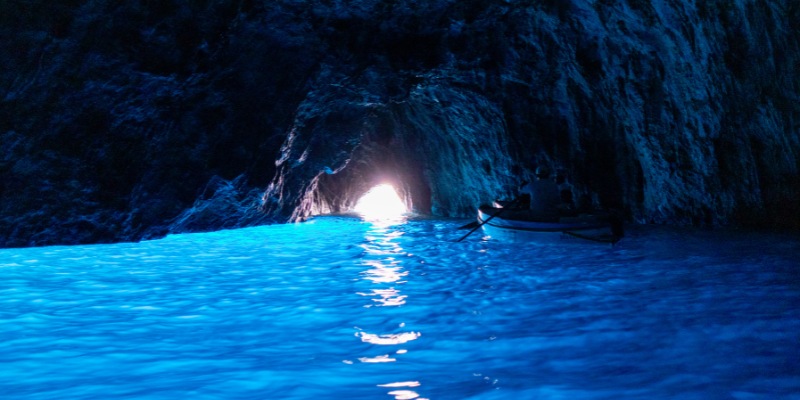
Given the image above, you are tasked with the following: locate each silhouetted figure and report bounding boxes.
[520,166,561,219]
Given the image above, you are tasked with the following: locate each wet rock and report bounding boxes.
[169,175,273,233]
[1,0,798,247]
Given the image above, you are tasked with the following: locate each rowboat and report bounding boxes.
[477,205,623,244]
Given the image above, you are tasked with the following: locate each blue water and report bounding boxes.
[1,217,798,400]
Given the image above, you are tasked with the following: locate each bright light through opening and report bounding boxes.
[353,184,407,221]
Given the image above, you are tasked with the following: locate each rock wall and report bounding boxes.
[264,68,515,220]
[1,0,798,247]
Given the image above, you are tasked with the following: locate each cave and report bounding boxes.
[1,0,798,247]
[2,4,799,397]
[260,79,521,224]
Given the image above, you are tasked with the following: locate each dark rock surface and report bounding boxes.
[1,0,798,247]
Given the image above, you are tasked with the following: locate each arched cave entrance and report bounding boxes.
[263,84,516,223]
[300,135,433,218]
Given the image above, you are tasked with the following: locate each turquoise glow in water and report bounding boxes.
[1,217,798,399]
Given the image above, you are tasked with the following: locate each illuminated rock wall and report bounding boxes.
[1,0,797,247]
[264,71,514,220]
[262,0,800,227]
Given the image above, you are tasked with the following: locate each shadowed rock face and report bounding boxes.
[1,0,798,247]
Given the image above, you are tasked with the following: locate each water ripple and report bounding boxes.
[0,218,798,399]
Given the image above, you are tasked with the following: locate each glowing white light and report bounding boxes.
[355,331,421,345]
[378,381,420,388]
[387,390,421,400]
[353,184,407,221]
[358,354,397,363]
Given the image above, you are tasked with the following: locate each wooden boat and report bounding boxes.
[477,204,623,244]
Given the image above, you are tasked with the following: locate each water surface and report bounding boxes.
[1,217,798,399]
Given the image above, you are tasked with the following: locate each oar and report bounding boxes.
[562,230,622,245]
[456,198,520,242]
[457,221,480,230]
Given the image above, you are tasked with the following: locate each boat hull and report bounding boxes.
[477,206,621,244]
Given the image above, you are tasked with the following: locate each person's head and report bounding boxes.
[535,166,550,179]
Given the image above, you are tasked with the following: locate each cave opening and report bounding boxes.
[352,183,408,221]
[295,149,430,223]
[295,118,432,222]
[308,165,421,219]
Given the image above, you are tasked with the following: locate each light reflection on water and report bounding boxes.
[0,217,799,399]
[353,219,426,399]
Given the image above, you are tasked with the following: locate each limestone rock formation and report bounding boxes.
[1,0,798,247]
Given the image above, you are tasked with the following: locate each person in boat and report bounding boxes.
[519,166,562,219]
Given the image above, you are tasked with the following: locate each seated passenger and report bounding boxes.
[520,166,561,219]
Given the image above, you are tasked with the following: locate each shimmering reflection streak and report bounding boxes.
[361,259,408,284]
[358,288,407,307]
[356,331,421,345]
[357,228,409,312]
[355,224,427,399]
[379,380,424,399]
